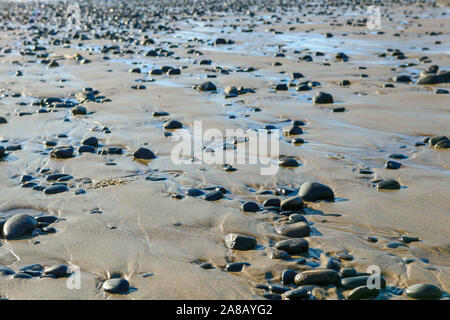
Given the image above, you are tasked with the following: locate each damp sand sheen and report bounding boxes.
[0,0,448,300]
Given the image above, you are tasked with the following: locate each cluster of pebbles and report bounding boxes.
[0,0,448,300]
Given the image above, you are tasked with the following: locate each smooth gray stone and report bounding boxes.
[3,214,38,239]
[12,273,32,279]
[275,222,310,238]
[36,216,59,224]
[269,284,290,294]
[133,147,156,160]
[299,181,334,202]
[280,197,304,211]
[72,106,87,115]
[376,179,400,190]
[225,233,257,250]
[82,136,98,146]
[44,185,69,194]
[199,262,213,269]
[163,120,183,129]
[281,269,297,285]
[203,190,223,201]
[275,238,309,254]
[340,268,358,278]
[103,278,130,293]
[0,267,15,276]
[386,160,402,169]
[341,275,386,290]
[288,213,307,223]
[325,257,341,271]
[263,198,280,207]
[50,146,74,159]
[400,235,420,243]
[225,262,249,272]
[241,202,260,212]
[278,158,299,167]
[283,287,309,300]
[435,139,450,149]
[405,283,442,300]
[20,264,43,277]
[295,269,340,285]
[313,91,333,104]
[267,248,290,260]
[347,286,380,300]
[429,135,448,146]
[194,81,217,91]
[44,264,70,278]
[186,188,205,197]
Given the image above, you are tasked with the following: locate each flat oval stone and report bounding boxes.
[186,188,205,197]
[3,214,38,239]
[203,190,223,201]
[348,286,380,300]
[0,266,14,276]
[405,283,441,300]
[103,278,130,293]
[275,238,309,254]
[278,158,299,167]
[44,264,70,278]
[263,198,280,207]
[225,262,250,272]
[280,196,304,211]
[341,275,386,290]
[225,233,257,250]
[376,179,400,190]
[241,202,260,212]
[283,287,309,300]
[50,146,74,159]
[294,269,340,285]
[82,137,99,146]
[275,222,310,238]
[44,185,69,194]
[386,160,402,169]
[299,181,334,202]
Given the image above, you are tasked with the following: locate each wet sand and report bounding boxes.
[0,0,449,299]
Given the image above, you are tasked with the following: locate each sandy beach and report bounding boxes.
[0,0,448,300]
